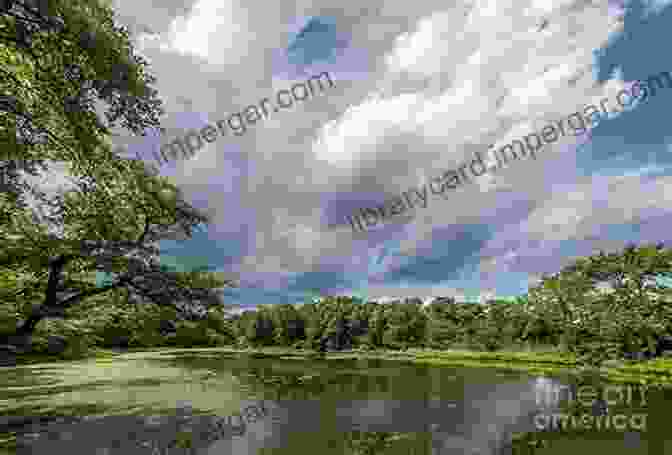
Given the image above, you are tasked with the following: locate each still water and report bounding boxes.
[0,348,669,454]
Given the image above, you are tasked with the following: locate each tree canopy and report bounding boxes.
[0,0,238,345]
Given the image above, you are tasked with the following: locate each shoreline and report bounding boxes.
[9,346,672,385]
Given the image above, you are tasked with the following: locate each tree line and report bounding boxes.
[228,243,672,366]
[2,1,672,368]
[4,242,669,368]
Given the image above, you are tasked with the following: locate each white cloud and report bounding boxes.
[90,0,651,302]
[385,9,468,77]
[159,0,251,65]
[313,91,425,167]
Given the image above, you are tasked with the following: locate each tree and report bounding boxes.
[246,310,274,346]
[299,301,324,350]
[0,144,237,347]
[425,319,458,349]
[323,315,350,350]
[525,266,596,349]
[579,243,672,356]
[1,1,165,196]
[0,1,239,350]
[526,243,672,364]
[233,310,258,346]
[381,302,426,349]
[270,303,305,346]
[347,312,369,348]
[366,306,386,348]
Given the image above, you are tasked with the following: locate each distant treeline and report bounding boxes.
[5,243,672,366]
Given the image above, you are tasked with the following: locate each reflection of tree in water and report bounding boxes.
[258,430,422,455]
[233,367,327,400]
[506,431,549,454]
[344,431,417,454]
[344,431,548,455]
[231,365,395,401]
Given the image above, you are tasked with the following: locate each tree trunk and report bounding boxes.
[0,256,71,352]
[0,312,41,352]
[2,256,71,348]
[17,313,42,336]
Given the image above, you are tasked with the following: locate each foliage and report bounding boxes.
[0,0,239,349]
[524,243,672,364]
[1,153,237,340]
[218,243,672,368]
[0,0,164,174]
[3,163,671,372]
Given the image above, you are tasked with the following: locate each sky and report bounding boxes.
[94,0,672,310]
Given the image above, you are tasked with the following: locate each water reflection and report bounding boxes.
[0,350,661,454]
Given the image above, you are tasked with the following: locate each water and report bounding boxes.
[0,348,668,454]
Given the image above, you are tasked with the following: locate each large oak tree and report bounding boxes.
[526,243,672,364]
[0,0,238,348]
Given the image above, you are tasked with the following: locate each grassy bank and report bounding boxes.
[9,347,124,366]
[16,345,671,385]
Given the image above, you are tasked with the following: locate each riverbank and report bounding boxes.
[10,346,672,385]
[227,346,672,384]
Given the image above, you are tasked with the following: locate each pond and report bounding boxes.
[0,348,669,454]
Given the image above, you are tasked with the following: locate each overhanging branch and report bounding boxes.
[56,274,133,308]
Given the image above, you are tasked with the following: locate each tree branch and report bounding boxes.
[56,274,133,309]
[42,254,71,307]
[137,213,152,245]
[3,270,49,300]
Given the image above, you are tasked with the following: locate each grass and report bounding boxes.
[6,344,672,384]
[8,347,127,366]
[198,346,672,384]
[111,345,672,384]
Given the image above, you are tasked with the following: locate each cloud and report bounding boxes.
[28,0,672,305]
